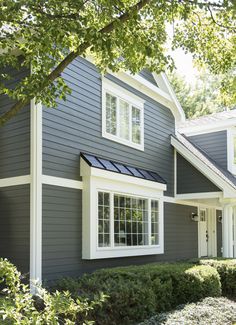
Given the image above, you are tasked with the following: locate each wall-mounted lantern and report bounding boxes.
[191,213,199,222]
[218,215,222,223]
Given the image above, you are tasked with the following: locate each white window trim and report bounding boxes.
[227,127,236,175]
[102,77,145,151]
[80,158,164,259]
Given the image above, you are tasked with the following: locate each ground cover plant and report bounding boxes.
[138,297,236,325]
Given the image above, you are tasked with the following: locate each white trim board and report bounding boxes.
[86,55,185,123]
[178,119,236,136]
[175,192,223,200]
[30,99,42,291]
[0,175,31,187]
[42,175,83,190]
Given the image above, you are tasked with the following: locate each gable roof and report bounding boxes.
[81,153,166,184]
[179,109,236,135]
[171,133,236,198]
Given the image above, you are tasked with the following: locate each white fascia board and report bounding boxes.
[158,72,185,123]
[171,137,236,199]
[113,71,184,123]
[179,119,236,136]
[175,192,223,200]
[0,175,31,187]
[80,159,167,192]
[85,55,184,123]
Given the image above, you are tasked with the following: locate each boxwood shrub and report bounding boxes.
[199,259,236,297]
[56,263,221,325]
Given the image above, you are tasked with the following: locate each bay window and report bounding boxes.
[103,78,144,150]
[81,155,165,259]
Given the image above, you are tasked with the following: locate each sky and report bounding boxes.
[171,49,199,85]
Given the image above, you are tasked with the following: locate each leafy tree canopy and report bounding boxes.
[168,69,236,119]
[0,0,235,124]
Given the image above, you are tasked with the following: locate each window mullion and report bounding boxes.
[129,104,132,142]
[110,192,114,248]
[117,97,120,138]
[148,199,151,246]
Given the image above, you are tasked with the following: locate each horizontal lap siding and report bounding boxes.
[138,69,158,86]
[0,185,30,274]
[189,131,227,169]
[42,185,198,281]
[42,57,175,196]
[177,153,220,194]
[0,67,30,178]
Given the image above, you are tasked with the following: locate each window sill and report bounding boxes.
[82,246,164,260]
[102,131,144,151]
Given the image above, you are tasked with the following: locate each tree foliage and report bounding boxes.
[0,0,235,124]
[168,69,236,119]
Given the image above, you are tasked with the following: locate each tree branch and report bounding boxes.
[0,0,150,125]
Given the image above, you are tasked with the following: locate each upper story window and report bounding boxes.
[102,78,144,151]
[227,128,236,175]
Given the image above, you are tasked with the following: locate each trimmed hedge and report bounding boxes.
[199,259,236,297]
[56,263,221,325]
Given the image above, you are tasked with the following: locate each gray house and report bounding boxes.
[0,57,235,288]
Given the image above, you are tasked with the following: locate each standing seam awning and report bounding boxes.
[81,152,166,185]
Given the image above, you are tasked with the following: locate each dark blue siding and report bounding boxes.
[42,184,198,281]
[42,57,175,196]
[138,69,158,86]
[0,185,30,274]
[0,67,30,178]
[177,153,220,194]
[189,131,227,170]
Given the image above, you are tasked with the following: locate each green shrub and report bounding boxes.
[199,259,236,297]
[57,262,221,325]
[0,258,105,324]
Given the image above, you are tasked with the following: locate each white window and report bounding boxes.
[98,192,159,248]
[227,128,236,175]
[81,158,165,259]
[102,78,144,150]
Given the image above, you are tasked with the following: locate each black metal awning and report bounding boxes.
[81,153,166,184]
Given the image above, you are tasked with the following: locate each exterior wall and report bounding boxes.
[0,67,30,178]
[138,69,158,86]
[189,131,227,169]
[177,153,220,194]
[42,57,175,196]
[0,185,30,274]
[216,209,222,257]
[42,184,198,281]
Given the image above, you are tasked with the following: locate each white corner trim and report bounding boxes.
[175,192,223,200]
[42,175,83,190]
[171,136,236,198]
[30,99,42,291]
[0,175,31,187]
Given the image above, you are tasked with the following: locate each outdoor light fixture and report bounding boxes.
[218,215,222,223]
[191,213,199,222]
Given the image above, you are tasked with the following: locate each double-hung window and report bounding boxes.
[102,79,144,150]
